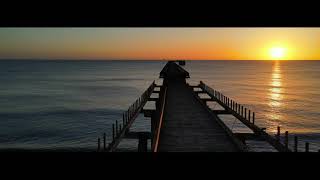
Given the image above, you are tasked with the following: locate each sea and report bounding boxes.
[0,60,319,152]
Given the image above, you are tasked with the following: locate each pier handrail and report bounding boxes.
[105,81,156,152]
[198,81,292,152]
[151,86,168,152]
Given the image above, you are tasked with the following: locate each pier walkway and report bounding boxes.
[158,69,237,151]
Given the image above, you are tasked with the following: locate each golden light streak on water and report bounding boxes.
[268,61,284,132]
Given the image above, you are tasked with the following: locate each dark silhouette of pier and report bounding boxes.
[100,61,312,152]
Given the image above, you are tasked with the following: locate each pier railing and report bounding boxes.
[198,81,292,152]
[151,86,167,152]
[101,81,156,152]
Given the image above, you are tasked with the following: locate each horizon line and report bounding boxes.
[0,58,319,61]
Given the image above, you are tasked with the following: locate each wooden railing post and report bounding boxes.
[241,106,243,116]
[235,102,237,112]
[245,108,247,119]
[232,100,234,110]
[253,112,255,124]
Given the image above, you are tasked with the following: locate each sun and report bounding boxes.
[270,47,286,60]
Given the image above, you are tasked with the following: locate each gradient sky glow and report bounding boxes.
[0,28,320,60]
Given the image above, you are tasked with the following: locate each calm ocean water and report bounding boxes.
[0,60,319,151]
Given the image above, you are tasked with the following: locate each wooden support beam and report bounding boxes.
[148,97,158,101]
[234,133,265,141]
[138,133,149,152]
[212,110,232,114]
[194,91,206,94]
[124,131,152,139]
[201,98,214,102]
[141,109,155,117]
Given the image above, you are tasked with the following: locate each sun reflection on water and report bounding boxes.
[268,61,284,122]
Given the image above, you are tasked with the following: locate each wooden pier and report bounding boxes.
[100,61,315,152]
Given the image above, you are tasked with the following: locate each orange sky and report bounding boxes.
[0,28,319,60]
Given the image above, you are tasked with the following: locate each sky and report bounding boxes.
[0,28,319,60]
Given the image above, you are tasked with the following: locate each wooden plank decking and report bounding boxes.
[157,64,239,152]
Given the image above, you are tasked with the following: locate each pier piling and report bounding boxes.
[305,142,309,152]
[112,124,115,140]
[294,136,298,152]
[97,138,101,152]
[103,133,106,150]
[284,131,288,149]
[277,126,280,141]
